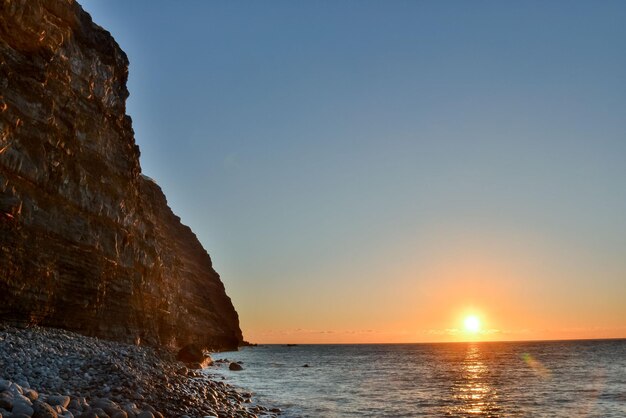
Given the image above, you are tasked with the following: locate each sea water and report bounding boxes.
[209,340,626,417]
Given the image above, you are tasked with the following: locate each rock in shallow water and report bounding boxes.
[229,362,243,371]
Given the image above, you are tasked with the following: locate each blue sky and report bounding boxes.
[80,0,626,342]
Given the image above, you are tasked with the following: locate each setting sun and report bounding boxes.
[464,315,481,333]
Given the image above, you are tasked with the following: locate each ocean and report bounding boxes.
[209,340,626,417]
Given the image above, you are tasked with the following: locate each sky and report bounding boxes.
[80,0,626,344]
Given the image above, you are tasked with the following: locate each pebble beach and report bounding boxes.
[0,325,277,418]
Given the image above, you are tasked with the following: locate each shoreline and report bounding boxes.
[0,324,278,418]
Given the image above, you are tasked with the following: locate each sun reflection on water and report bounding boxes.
[448,343,500,416]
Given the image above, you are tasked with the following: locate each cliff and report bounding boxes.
[0,0,243,349]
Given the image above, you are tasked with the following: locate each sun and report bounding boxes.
[464,315,481,333]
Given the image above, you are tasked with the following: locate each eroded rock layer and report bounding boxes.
[0,0,242,349]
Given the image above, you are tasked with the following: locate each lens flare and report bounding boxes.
[521,353,551,379]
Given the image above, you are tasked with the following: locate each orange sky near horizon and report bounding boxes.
[237,227,626,344]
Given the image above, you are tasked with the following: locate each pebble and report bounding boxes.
[12,400,34,416]
[0,325,279,418]
[47,395,70,408]
[33,400,58,418]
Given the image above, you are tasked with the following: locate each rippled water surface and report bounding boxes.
[210,340,626,417]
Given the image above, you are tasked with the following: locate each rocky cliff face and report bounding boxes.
[0,0,243,349]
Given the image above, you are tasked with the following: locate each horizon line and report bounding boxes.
[246,336,626,346]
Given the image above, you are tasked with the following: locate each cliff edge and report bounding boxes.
[0,0,243,349]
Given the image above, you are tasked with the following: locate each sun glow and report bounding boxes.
[464,315,481,333]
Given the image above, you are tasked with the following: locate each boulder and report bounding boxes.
[177,344,213,369]
[229,362,243,371]
[177,344,204,363]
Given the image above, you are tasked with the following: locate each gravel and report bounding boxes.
[0,324,277,418]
